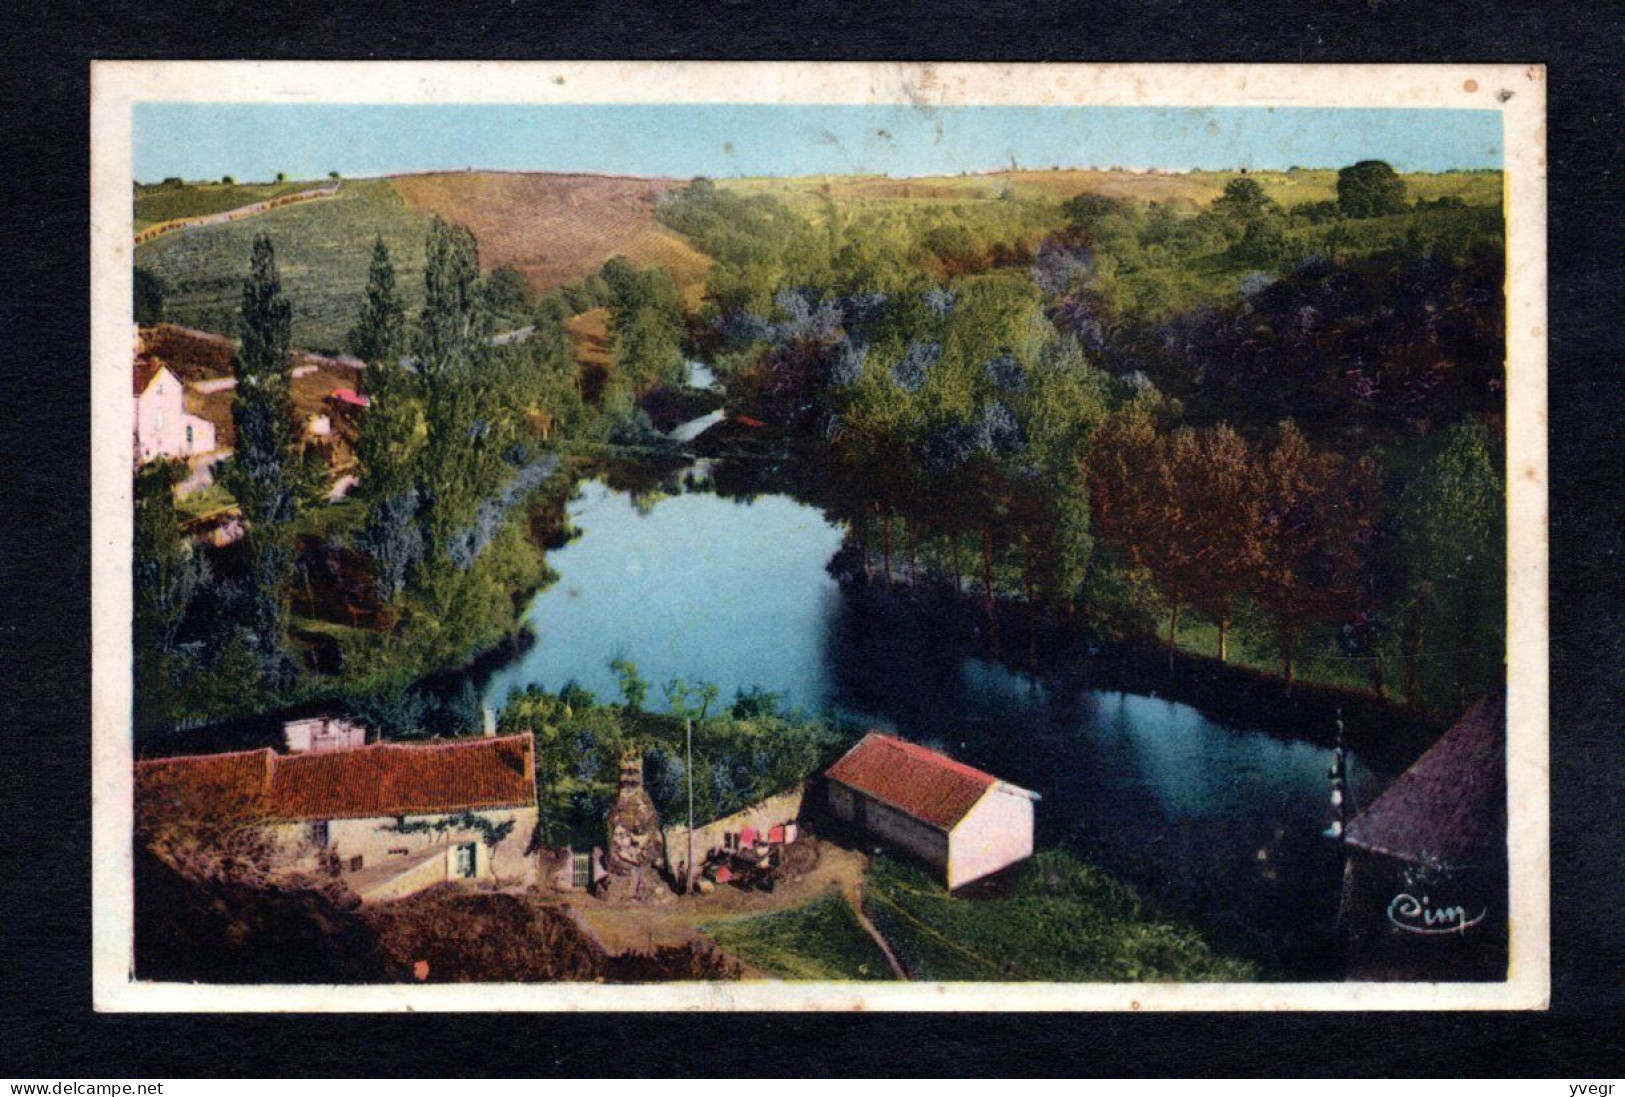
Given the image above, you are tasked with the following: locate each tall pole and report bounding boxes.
[685,716,695,894]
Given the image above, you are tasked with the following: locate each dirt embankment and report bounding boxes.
[134,852,739,985]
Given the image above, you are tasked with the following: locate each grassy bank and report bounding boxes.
[864,850,1257,982]
[700,889,894,981]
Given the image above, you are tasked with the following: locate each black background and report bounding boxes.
[1,0,1621,1077]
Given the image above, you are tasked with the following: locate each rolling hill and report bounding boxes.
[387,171,713,296]
[134,167,1500,353]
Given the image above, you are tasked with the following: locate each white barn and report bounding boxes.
[826,732,1038,890]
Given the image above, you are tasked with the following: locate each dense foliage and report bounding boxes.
[134,216,587,735]
[134,161,1505,734]
[496,678,852,849]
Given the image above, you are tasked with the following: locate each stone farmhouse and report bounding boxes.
[136,733,539,903]
[826,732,1039,890]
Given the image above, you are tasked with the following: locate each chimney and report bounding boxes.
[482,705,496,738]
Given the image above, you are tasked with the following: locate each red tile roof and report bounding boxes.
[136,734,536,822]
[329,388,371,408]
[136,747,275,809]
[826,733,1002,831]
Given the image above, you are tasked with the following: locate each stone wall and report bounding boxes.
[661,782,806,877]
[271,805,538,890]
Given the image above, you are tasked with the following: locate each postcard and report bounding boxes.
[90,61,1547,1010]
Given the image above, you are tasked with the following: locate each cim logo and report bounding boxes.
[1386,892,1487,935]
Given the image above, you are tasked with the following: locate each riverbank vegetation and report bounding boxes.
[135,160,1504,743]
[133,214,636,740]
[658,162,1504,717]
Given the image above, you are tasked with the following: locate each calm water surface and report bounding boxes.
[483,471,1385,974]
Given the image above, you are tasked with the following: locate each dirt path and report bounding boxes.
[840,879,909,981]
[549,840,908,981]
[135,183,341,245]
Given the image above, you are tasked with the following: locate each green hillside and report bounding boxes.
[136,180,435,352]
[134,179,329,232]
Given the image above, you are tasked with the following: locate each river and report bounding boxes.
[481,465,1389,976]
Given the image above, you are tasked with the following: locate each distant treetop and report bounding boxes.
[1337,160,1408,219]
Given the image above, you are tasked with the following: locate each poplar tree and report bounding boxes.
[413,217,500,557]
[1179,424,1265,663]
[225,234,299,663]
[350,237,427,601]
[1249,421,1381,687]
[1399,421,1503,707]
[351,237,416,500]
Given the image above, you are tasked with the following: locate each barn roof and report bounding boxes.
[826,732,1027,831]
[1343,693,1505,868]
[136,734,536,822]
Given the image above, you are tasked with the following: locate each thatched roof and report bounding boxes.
[1344,693,1506,869]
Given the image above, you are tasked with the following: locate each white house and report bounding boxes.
[136,733,540,902]
[134,359,217,464]
[826,732,1039,890]
[282,714,367,754]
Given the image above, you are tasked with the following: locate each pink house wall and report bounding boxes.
[135,366,217,463]
[946,783,1036,890]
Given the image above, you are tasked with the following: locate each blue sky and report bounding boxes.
[134,103,1502,183]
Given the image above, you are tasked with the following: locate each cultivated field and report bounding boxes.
[724,167,1501,212]
[137,180,436,351]
[388,171,714,295]
[134,179,329,231]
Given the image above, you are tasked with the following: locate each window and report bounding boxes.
[185,424,194,446]
[572,852,590,889]
[454,843,478,879]
[310,820,329,847]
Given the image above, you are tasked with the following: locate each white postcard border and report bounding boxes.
[91,60,1548,1012]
